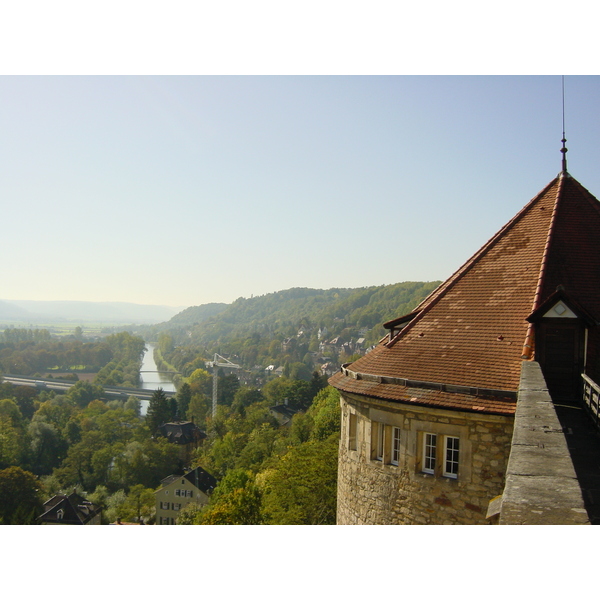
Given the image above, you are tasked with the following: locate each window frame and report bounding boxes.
[348,412,357,451]
[443,435,460,479]
[422,432,437,475]
[391,426,401,466]
[376,422,385,461]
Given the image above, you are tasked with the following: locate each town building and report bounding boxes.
[155,466,217,525]
[330,155,600,524]
[269,399,302,425]
[158,420,206,466]
[37,490,102,525]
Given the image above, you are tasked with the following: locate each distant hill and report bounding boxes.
[156,282,442,373]
[0,300,185,324]
[166,302,229,327]
[0,300,31,320]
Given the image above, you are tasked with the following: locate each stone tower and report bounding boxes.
[330,171,600,524]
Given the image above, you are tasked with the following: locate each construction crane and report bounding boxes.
[205,353,241,418]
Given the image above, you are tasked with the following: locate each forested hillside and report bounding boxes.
[165,302,228,327]
[147,281,440,378]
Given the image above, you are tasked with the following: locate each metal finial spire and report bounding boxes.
[561,75,568,174]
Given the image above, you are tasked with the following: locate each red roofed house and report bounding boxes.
[330,157,600,524]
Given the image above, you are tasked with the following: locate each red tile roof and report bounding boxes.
[330,173,600,415]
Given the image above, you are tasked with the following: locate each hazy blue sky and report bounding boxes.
[3,75,600,308]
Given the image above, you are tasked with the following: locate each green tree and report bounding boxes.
[113,438,180,490]
[53,430,106,490]
[188,392,210,425]
[217,373,240,406]
[176,382,192,419]
[287,361,313,381]
[0,415,23,468]
[308,386,340,441]
[187,368,211,395]
[289,412,313,445]
[13,386,37,420]
[124,395,141,416]
[0,466,43,524]
[258,433,339,524]
[0,398,28,468]
[177,502,203,524]
[236,423,278,472]
[33,394,76,431]
[198,469,262,525]
[157,332,174,356]
[66,381,104,408]
[121,484,155,523]
[104,489,128,523]
[231,386,264,415]
[28,419,65,475]
[146,388,173,434]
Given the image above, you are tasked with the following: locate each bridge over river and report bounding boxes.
[1,374,176,401]
[1,343,178,415]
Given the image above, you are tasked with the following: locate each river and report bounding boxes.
[138,343,176,415]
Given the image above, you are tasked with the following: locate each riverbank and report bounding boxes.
[152,346,183,389]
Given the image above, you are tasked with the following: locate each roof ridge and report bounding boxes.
[520,174,565,358]
[568,175,600,218]
[386,176,561,348]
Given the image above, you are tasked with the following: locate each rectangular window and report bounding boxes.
[376,423,385,461]
[348,413,357,451]
[160,501,170,510]
[391,427,401,466]
[444,436,460,479]
[175,489,180,497]
[172,503,181,511]
[422,433,437,474]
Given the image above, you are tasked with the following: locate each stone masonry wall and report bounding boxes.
[336,392,514,524]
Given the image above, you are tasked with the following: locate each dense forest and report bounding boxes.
[0,281,439,524]
[0,346,336,524]
[0,330,158,523]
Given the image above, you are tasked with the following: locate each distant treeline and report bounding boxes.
[0,330,145,387]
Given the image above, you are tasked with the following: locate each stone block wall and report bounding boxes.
[336,392,514,524]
